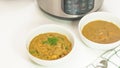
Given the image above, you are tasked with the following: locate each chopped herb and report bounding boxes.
[42,37,58,46]
[42,41,49,44]
[65,46,68,50]
[29,50,38,54]
[48,37,58,45]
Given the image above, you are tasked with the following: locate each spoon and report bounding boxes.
[95,59,108,68]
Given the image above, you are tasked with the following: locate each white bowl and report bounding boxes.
[78,12,120,51]
[26,24,75,66]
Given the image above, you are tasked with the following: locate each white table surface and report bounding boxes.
[0,0,120,68]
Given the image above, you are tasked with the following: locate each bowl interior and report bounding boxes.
[78,12,120,50]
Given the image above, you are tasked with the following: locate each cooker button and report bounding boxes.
[80,3,87,11]
[88,0,94,5]
[88,0,94,10]
[88,5,93,10]
[66,0,72,4]
[74,0,80,4]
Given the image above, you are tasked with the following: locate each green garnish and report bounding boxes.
[48,37,58,45]
[42,37,58,46]
[65,46,69,50]
[29,50,38,54]
[42,41,49,44]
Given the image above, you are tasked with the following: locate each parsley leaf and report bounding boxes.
[42,37,58,46]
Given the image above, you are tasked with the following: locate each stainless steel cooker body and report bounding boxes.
[37,0,104,18]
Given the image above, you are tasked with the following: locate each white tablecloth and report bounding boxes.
[0,0,120,68]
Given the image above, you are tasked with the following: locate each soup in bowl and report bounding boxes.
[26,24,75,66]
[78,12,120,50]
[29,32,72,60]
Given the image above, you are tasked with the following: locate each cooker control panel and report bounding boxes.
[63,0,94,15]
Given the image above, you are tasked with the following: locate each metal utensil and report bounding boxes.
[95,59,108,68]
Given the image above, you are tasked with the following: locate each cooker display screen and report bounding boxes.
[64,0,94,15]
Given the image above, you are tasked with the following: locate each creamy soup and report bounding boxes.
[82,20,120,44]
[29,33,72,60]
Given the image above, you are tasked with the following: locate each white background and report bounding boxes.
[0,0,120,68]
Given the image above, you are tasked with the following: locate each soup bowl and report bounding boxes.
[78,12,120,51]
[26,24,75,66]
